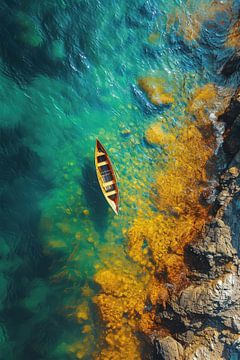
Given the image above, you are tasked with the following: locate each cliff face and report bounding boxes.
[150,90,240,359]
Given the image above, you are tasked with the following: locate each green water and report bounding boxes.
[0,0,239,358]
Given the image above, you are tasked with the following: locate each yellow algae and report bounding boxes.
[76,302,89,322]
[75,232,81,240]
[47,239,67,249]
[188,84,233,121]
[148,32,160,43]
[82,325,91,334]
[81,283,95,297]
[82,209,90,216]
[93,249,152,357]
[87,236,95,244]
[56,222,71,234]
[97,326,141,360]
[138,77,174,105]
[69,337,95,360]
[86,251,94,257]
[188,83,217,120]
[128,119,214,274]
[76,350,85,359]
[145,122,177,146]
[94,260,149,325]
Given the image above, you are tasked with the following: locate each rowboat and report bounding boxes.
[95,139,119,215]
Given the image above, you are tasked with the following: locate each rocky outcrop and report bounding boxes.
[186,218,237,279]
[150,88,240,360]
[152,336,184,360]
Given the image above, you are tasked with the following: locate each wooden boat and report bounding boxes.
[95,139,119,215]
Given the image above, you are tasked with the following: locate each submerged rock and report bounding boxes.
[138,77,174,106]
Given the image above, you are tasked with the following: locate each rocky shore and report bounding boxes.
[149,89,240,359]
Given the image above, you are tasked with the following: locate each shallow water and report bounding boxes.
[0,0,239,359]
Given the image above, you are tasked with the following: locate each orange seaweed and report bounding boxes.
[94,83,233,358]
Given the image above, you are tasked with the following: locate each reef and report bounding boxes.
[138,77,174,106]
[148,88,240,359]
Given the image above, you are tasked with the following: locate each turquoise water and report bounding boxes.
[0,0,239,359]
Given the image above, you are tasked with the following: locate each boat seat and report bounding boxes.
[104,180,115,187]
[107,189,117,197]
[97,152,105,156]
[98,161,108,167]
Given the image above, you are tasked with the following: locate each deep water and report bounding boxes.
[0,0,240,359]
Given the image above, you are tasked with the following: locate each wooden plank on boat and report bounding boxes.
[106,189,117,196]
[104,180,115,186]
[98,161,108,167]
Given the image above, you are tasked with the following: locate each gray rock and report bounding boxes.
[222,192,240,257]
[184,328,225,360]
[220,308,240,332]
[229,149,240,169]
[177,271,240,317]
[153,336,184,360]
[220,330,240,352]
[186,219,236,278]
[224,115,240,155]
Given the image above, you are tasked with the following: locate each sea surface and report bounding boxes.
[0,0,239,359]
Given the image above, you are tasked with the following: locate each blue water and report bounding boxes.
[0,0,239,359]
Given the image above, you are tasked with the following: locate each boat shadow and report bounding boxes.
[81,159,109,233]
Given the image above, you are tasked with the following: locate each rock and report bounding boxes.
[213,167,240,218]
[184,328,225,360]
[223,115,240,155]
[229,149,240,168]
[222,192,240,256]
[220,52,240,77]
[153,336,184,360]
[228,166,239,177]
[218,87,240,128]
[186,219,237,278]
[220,308,240,332]
[157,263,240,334]
[220,330,240,351]
[175,271,240,318]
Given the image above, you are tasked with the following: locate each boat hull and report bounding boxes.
[95,139,119,215]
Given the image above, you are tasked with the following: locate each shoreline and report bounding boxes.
[148,88,240,359]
